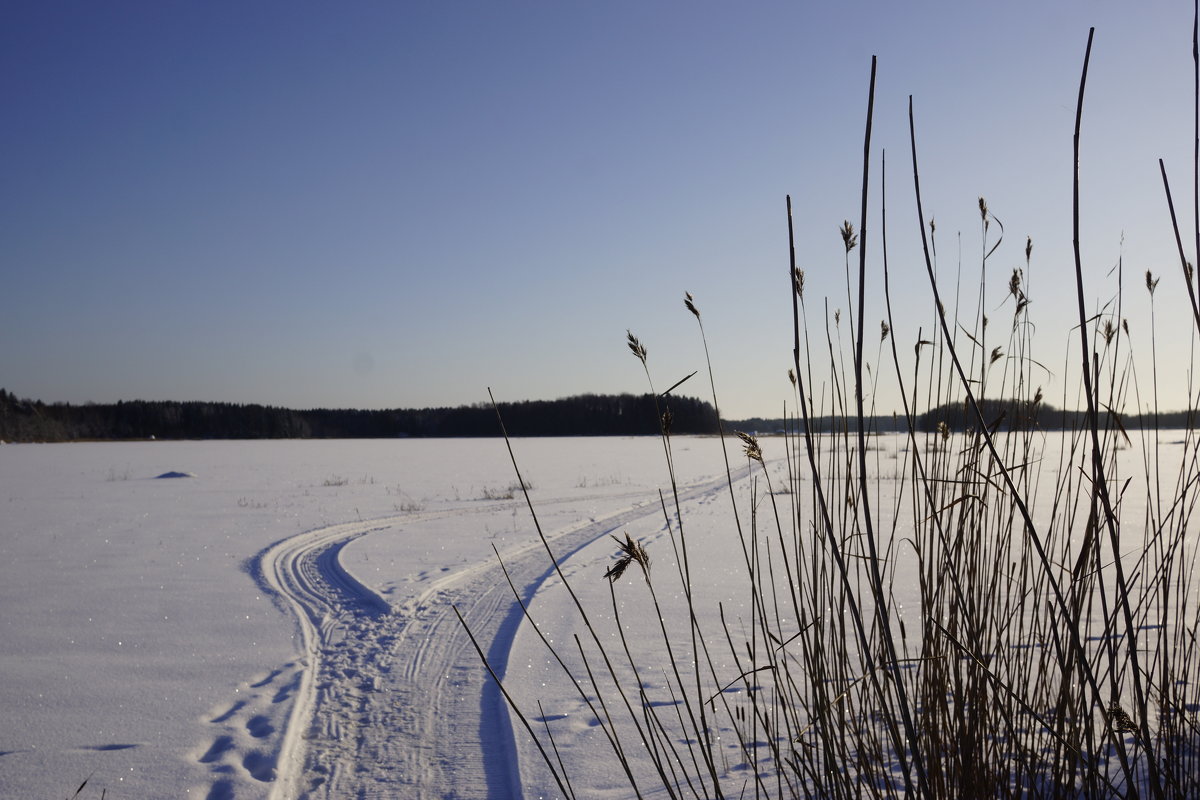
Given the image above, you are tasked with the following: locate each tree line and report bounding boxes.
[5,387,1192,443]
[0,388,720,442]
[913,398,1197,434]
[728,398,1197,436]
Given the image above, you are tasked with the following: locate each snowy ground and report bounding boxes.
[0,437,735,799]
[1,433,1188,798]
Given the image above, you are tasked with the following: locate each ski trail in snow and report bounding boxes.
[212,468,748,799]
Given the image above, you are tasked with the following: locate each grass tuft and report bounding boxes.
[459,14,1200,799]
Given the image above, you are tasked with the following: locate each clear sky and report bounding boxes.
[3,1,1198,420]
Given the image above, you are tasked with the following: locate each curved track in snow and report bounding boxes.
[220,468,748,799]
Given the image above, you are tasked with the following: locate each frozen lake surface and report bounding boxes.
[1,432,1192,798]
[0,437,737,798]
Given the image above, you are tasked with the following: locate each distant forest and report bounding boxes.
[732,397,1198,436]
[2,389,1194,443]
[0,389,719,442]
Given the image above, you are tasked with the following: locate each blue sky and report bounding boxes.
[2,1,1197,420]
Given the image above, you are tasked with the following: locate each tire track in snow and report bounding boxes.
[234,469,747,799]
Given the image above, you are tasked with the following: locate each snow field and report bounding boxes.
[0,437,723,799]
[3,432,1193,798]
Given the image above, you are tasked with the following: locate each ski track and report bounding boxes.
[196,468,748,799]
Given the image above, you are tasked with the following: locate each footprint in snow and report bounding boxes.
[204,778,234,800]
[209,700,245,724]
[81,743,140,751]
[272,671,301,703]
[196,660,305,798]
[246,715,274,739]
[250,668,282,688]
[242,750,276,782]
[198,735,235,764]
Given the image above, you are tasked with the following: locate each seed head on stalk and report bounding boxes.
[604,532,651,584]
[840,220,858,253]
[1108,704,1139,735]
[626,331,647,366]
[736,431,763,463]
